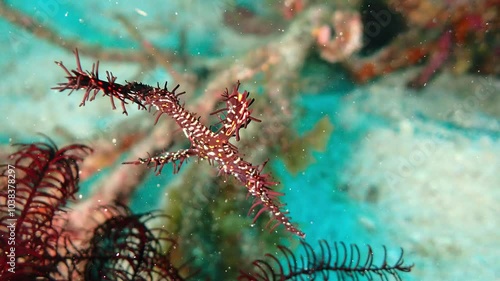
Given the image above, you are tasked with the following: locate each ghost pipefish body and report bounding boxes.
[53,49,305,238]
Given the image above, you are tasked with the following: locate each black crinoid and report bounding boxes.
[0,139,192,280]
[82,205,191,281]
[238,240,413,281]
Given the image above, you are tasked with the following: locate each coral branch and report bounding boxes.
[0,0,171,64]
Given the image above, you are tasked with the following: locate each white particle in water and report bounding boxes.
[135,8,147,16]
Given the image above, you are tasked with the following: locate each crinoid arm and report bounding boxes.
[123,148,198,175]
[210,81,261,141]
[0,139,92,279]
[238,240,413,281]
